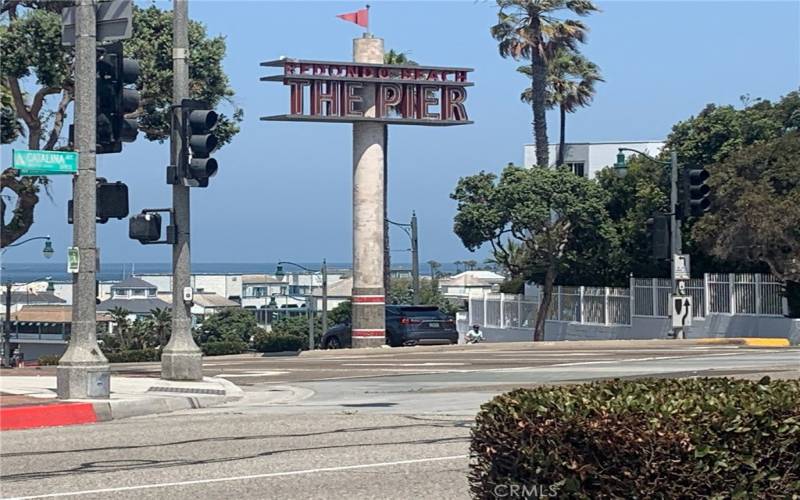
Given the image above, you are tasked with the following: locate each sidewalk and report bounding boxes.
[0,374,242,431]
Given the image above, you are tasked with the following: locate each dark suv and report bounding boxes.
[321,305,458,349]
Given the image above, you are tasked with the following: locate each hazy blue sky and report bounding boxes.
[3,1,798,266]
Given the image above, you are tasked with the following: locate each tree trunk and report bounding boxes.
[557,105,566,166]
[0,173,40,248]
[532,265,556,342]
[531,58,549,167]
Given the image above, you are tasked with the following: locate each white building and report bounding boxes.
[524,140,665,179]
[438,271,506,299]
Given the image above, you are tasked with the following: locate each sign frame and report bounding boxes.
[670,294,693,328]
[12,149,78,176]
[673,254,691,281]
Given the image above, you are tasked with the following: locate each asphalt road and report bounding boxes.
[2,343,798,499]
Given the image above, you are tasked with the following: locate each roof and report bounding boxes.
[316,277,353,298]
[111,276,157,290]
[438,271,505,287]
[0,292,66,306]
[242,274,284,285]
[97,298,170,314]
[158,292,238,309]
[10,305,111,323]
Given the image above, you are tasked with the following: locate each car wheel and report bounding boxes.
[326,336,342,349]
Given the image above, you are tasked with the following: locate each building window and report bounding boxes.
[131,289,146,297]
[566,162,585,177]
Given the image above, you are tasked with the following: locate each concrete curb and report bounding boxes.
[1,376,244,431]
[298,338,794,357]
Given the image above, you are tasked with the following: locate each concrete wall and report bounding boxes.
[470,315,800,344]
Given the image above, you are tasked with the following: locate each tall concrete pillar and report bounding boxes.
[351,35,386,348]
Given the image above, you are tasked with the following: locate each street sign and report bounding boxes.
[67,247,80,274]
[62,0,132,46]
[673,254,691,280]
[671,295,693,328]
[12,150,78,175]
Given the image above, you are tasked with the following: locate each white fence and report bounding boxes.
[471,273,786,329]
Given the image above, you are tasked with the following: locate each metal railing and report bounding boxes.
[470,273,786,330]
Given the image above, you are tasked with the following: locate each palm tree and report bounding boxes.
[427,260,441,278]
[454,260,464,274]
[108,307,131,350]
[464,259,478,271]
[149,307,172,349]
[520,49,603,166]
[491,0,598,167]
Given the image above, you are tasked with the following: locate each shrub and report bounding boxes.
[105,349,161,363]
[37,354,61,366]
[470,377,800,498]
[253,332,305,353]
[202,341,246,356]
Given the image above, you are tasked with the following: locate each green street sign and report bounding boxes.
[12,149,78,175]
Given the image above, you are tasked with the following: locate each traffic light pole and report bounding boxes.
[57,0,110,399]
[162,0,202,380]
[669,151,686,340]
[411,212,420,305]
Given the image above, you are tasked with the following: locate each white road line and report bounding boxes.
[547,352,744,367]
[216,371,289,378]
[342,363,466,367]
[6,455,469,500]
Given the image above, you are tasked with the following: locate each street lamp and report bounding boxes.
[2,235,54,260]
[614,148,686,339]
[276,260,328,350]
[3,275,53,368]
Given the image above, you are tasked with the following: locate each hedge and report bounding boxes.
[105,349,161,363]
[37,354,61,366]
[253,333,305,353]
[470,377,800,498]
[202,341,246,356]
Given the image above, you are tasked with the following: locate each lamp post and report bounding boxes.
[1,235,55,260]
[615,148,686,339]
[386,212,420,304]
[276,260,327,350]
[3,276,53,368]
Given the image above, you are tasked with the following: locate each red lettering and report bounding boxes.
[346,65,358,78]
[454,71,467,83]
[401,68,414,80]
[362,67,374,78]
[287,80,310,114]
[418,85,440,120]
[426,70,438,81]
[310,81,339,116]
[376,83,402,118]
[313,64,325,76]
[378,67,390,79]
[401,84,417,118]
[446,87,468,121]
[284,63,296,76]
[299,63,310,75]
[342,82,364,116]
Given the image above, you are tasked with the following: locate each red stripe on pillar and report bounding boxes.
[351,329,386,337]
[352,295,385,303]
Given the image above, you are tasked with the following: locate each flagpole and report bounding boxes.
[365,4,370,34]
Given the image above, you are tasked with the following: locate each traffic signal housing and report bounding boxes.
[172,99,219,187]
[96,41,140,154]
[68,179,129,224]
[646,213,671,260]
[129,212,162,243]
[687,166,711,217]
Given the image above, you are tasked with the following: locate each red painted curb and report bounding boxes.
[0,402,97,431]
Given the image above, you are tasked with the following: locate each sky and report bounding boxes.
[3,0,799,266]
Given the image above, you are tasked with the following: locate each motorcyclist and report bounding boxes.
[465,324,484,344]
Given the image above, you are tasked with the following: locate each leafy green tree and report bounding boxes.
[196,308,260,345]
[691,132,800,314]
[491,0,598,167]
[328,301,351,325]
[452,164,614,340]
[0,3,242,246]
[520,49,603,165]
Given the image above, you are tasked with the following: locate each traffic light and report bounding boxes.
[646,213,670,260]
[179,99,219,187]
[687,166,711,217]
[96,41,140,154]
[68,179,129,224]
[129,212,162,243]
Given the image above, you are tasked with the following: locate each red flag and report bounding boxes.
[336,8,369,28]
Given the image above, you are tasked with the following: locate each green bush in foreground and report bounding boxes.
[201,341,246,356]
[252,332,305,353]
[37,354,61,366]
[470,377,800,498]
[105,349,161,363]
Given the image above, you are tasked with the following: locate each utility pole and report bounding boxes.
[161,0,202,380]
[321,259,328,333]
[3,283,11,368]
[57,0,110,399]
[411,212,420,305]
